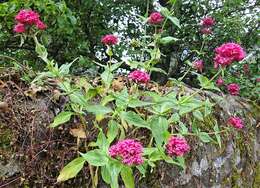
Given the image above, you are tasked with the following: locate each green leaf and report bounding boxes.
[101,165,111,184]
[59,62,73,76]
[159,36,179,45]
[149,67,168,75]
[120,111,150,129]
[179,122,188,135]
[176,156,186,169]
[109,161,122,188]
[101,68,113,87]
[57,157,85,182]
[192,110,204,121]
[197,75,220,91]
[110,62,123,71]
[49,111,73,128]
[150,116,169,146]
[107,120,119,144]
[168,113,180,123]
[136,165,146,177]
[80,149,108,166]
[86,104,112,115]
[178,98,203,116]
[168,16,181,28]
[35,41,48,62]
[128,98,153,108]
[213,121,222,148]
[97,130,110,152]
[198,132,213,143]
[121,166,135,188]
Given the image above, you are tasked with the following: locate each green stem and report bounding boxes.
[179,67,191,81]
[179,69,222,104]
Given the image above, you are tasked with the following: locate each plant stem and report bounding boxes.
[179,69,222,104]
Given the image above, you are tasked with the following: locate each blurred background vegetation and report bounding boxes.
[0,0,259,99]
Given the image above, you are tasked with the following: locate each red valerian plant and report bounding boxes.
[109,139,144,166]
[193,60,204,72]
[128,70,150,84]
[14,9,46,33]
[227,83,240,95]
[227,116,244,129]
[201,16,215,27]
[148,12,164,25]
[216,77,225,86]
[166,136,190,157]
[214,43,245,69]
[101,34,118,45]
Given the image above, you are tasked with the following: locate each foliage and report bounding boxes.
[0,0,259,187]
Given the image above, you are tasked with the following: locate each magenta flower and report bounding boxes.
[201,17,215,27]
[166,136,190,157]
[13,23,25,33]
[193,60,204,72]
[109,139,144,166]
[14,9,46,33]
[15,9,40,25]
[201,27,212,35]
[148,12,164,25]
[256,78,260,82]
[227,116,244,129]
[36,20,47,30]
[128,70,150,84]
[101,34,118,45]
[216,77,224,86]
[214,43,245,69]
[227,83,240,95]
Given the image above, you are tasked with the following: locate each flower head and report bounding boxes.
[148,12,164,25]
[227,116,244,129]
[14,9,46,33]
[128,70,150,84]
[36,20,47,30]
[201,27,212,35]
[166,136,190,157]
[214,43,245,69]
[193,60,204,72]
[101,34,118,45]
[15,9,40,25]
[14,23,25,33]
[216,77,224,86]
[109,139,144,166]
[227,83,240,95]
[256,78,260,82]
[201,17,215,27]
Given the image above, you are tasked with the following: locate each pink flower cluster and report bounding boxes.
[200,16,215,35]
[201,17,215,27]
[193,60,204,72]
[216,77,224,86]
[214,43,245,69]
[14,9,46,33]
[109,139,144,166]
[166,136,190,157]
[128,70,150,84]
[148,12,164,25]
[227,83,240,95]
[227,116,244,129]
[101,34,118,45]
